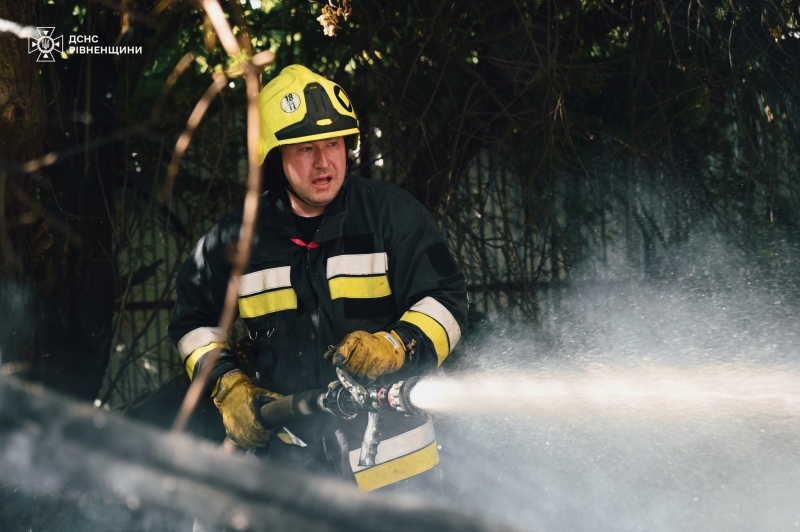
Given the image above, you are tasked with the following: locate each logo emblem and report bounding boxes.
[333,86,353,113]
[27,27,63,62]
[280,93,301,113]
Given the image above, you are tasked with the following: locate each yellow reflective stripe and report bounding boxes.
[328,275,392,299]
[238,288,297,318]
[399,310,449,366]
[185,342,229,379]
[353,441,440,493]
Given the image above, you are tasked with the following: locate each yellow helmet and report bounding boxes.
[256,64,360,164]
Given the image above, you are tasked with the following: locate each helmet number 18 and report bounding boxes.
[281,93,301,113]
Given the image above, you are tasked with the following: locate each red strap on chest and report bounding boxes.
[290,238,319,249]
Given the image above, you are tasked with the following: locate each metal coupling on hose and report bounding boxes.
[320,380,360,419]
[380,376,423,416]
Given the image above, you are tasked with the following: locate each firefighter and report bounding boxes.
[168,64,468,492]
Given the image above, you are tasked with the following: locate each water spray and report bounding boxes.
[405,364,800,420]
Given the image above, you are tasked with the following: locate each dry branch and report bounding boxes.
[172,0,270,433]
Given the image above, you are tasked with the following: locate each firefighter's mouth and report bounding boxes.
[312,176,333,186]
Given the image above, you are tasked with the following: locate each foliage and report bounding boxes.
[2,0,800,404]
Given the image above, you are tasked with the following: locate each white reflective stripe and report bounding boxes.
[349,418,436,473]
[177,327,228,359]
[279,426,307,447]
[239,266,291,296]
[409,296,462,352]
[326,253,388,279]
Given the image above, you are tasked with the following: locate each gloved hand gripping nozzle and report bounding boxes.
[257,368,425,466]
[254,369,425,466]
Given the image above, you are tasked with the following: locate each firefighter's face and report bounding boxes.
[281,137,346,215]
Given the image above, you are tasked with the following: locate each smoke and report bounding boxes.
[430,231,800,532]
[3,226,799,531]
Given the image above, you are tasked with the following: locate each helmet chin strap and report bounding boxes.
[266,148,302,201]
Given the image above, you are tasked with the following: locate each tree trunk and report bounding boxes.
[0,1,115,402]
[0,0,46,275]
[0,0,47,366]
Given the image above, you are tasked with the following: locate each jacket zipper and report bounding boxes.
[309,226,323,387]
[307,227,319,270]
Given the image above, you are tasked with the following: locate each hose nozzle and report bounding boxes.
[375,376,424,416]
[258,374,426,428]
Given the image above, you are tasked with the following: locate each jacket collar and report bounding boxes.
[314,177,348,244]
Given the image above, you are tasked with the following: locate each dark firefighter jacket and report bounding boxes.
[168,174,468,491]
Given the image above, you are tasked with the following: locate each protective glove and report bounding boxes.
[327,330,405,382]
[213,370,283,449]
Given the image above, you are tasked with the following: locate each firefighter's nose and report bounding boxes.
[314,148,331,169]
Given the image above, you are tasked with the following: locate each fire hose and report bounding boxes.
[256,368,425,467]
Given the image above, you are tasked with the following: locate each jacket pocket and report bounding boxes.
[252,330,277,373]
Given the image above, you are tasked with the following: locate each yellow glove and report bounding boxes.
[213,370,283,449]
[328,330,405,382]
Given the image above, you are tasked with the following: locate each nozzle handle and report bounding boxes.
[358,411,383,467]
